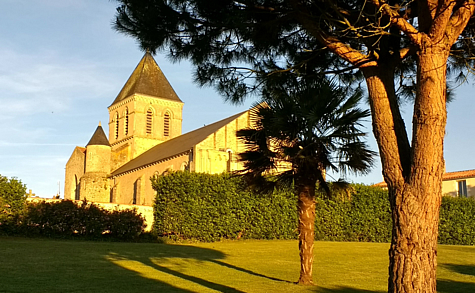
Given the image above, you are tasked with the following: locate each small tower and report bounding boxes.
[78,123,111,202]
[108,51,184,170]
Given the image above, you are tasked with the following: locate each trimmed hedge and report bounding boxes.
[1,200,146,241]
[439,196,475,245]
[152,171,298,242]
[315,184,391,242]
[153,171,475,245]
[151,172,391,242]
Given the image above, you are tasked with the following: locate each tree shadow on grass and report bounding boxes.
[440,263,475,277]
[0,238,197,293]
[209,259,290,283]
[437,263,475,293]
[105,244,241,293]
[314,286,384,293]
[437,280,475,293]
[106,243,290,293]
[0,237,390,293]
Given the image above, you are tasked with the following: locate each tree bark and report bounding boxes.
[296,178,316,285]
[363,38,448,293]
[387,39,447,293]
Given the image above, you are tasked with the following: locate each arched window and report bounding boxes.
[146,108,153,134]
[227,149,233,173]
[133,177,142,205]
[74,175,80,201]
[114,112,119,139]
[164,111,170,137]
[124,108,129,136]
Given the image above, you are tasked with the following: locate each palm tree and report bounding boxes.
[237,76,376,285]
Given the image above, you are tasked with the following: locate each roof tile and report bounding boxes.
[373,169,475,187]
[86,125,110,147]
[110,52,182,107]
[111,110,248,176]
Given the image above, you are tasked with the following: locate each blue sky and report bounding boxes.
[1,0,474,197]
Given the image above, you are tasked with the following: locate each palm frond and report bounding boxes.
[237,73,376,192]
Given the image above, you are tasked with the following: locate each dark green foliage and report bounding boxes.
[113,1,475,106]
[113,0,364,103]
[153,171,475,245]
[0,174,27,215]
[152,171,298,242]
[237,77,375,193]
[1,200,145,241]
[152,171,391,242]
[0,174,27,233]
[439,196,475,245]
[315,185,392,242]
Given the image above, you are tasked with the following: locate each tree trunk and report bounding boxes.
[387,40,447,293]
[296,179,316,285]
[364,39,448,293]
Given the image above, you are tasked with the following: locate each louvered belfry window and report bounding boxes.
[114,112,119,139]
[146,108,153,134]
[124,108,129,135]
[164,112,170,137]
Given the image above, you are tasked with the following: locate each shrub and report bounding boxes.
[0,174,27,216]
[0,174,27,234]
[5,200,146,241]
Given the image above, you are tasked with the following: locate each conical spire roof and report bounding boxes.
[110,52,182,107]
[86,123,111,147]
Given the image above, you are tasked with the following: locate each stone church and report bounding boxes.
[64,52,251,206]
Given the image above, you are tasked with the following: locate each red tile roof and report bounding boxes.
[76,146,86,153]
[373,169,475,188]
[442,169,475,180]
[372,181,388,187]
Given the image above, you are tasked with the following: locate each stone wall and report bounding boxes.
[194,111,249,174]
[64,147,86,200]
[94,201,154,232]
[85,145,111,173]
[111,153,189,206]
[79,172,110,202]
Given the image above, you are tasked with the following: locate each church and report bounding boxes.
[64,52,251,206]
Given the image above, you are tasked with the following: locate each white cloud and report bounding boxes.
[0,47,117,119]
[0,142,77,146]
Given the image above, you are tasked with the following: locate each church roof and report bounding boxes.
[86,124,111,147]
[110,52,182,107]
[111,110,248,176]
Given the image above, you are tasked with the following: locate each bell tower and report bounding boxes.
[108,52,184,170]
[79,123,111,202]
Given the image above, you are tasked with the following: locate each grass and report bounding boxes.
[0,237,474,292]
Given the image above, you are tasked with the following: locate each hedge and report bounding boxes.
[152,171,298,242]
[153,171,475,245]
[439,196,475,245]
[315,184,391,242]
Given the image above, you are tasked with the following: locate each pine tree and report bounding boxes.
[113,1,475,291]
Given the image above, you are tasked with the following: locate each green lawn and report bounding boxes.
[0,237,474,292]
